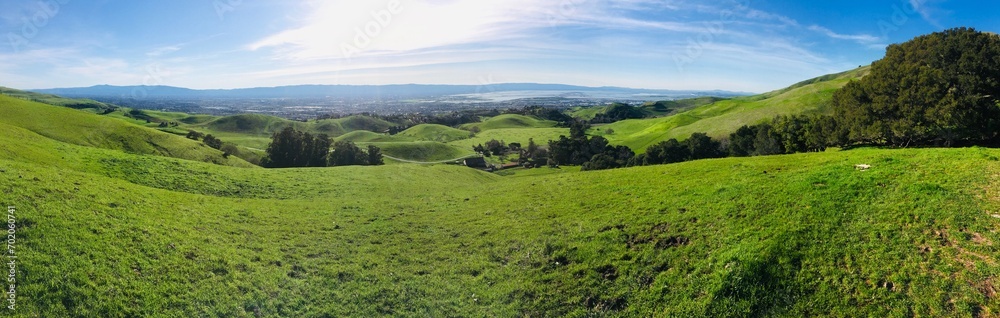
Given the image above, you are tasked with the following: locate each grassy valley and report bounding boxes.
[2,108,998,315]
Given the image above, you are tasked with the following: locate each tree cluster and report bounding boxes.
[329,141,384,166]
[590,103,645,124]
[263,127,383,168]
[517,139,549,167]
[832,27,1000,147]
[727,115,839,157]
[545,120,635,171]
[185,130,239,158]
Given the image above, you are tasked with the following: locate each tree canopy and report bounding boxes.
[833,27,1000,147]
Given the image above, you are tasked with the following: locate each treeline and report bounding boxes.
[262,127,383,168]
[546,115,831,171]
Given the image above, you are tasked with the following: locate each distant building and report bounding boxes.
[464,157,488,169]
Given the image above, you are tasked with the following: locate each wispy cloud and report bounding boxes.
[248,1,553,60]
[807,25,881,44]
[247,0,740,61]
[910,0,944,28]
[146,45,181,57]
[745,8,800,27]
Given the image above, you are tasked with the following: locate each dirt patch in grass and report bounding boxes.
[979,277,997,300]
[972,232,993,246]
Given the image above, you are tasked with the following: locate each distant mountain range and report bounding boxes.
[30,84,751,100]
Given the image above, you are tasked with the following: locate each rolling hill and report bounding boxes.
[1,116,998,315]
[460,114,559,131]
[569,97,725,120]
[398,124,472,143]
[599,66,871,151]
[0,86,116,113]
[200,114,396,137]
[0,94,254,168]
[375,141,475,162]
[336,130,415,143]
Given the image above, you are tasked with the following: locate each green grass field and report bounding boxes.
[2,111,999,316]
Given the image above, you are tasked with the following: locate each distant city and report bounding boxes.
[31,84,751,119]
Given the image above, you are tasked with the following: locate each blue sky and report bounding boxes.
[0,0,995,93]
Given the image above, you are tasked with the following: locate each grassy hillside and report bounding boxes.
[600,66,871,151]
[449,128,571,150]
[567,105,610,120]
[336,130,415,143]
[461,114,558,131]
[569,97,725,120]
[313,115,396,136]
[97,110,400,151]
[0,86,116,113]
[0,95,254,168]
[399,124,471,142]
[2,117,999,316]
[639,96,727,117]
[375,141,476,162]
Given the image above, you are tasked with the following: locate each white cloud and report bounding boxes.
[247,0,721,61]
[745,8,799,27]
[808,25,880,44]
[146,45,181,57]
[909,0,943,28]
[249,0,555,60]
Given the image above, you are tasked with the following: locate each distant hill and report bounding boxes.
[398,124,471,143]
[460,114,559,131]
[600,66,871,151]
[376,141,475,162]
[0,86,117,113]
[639,96,727,117]
[336,130,415,143]
[199,114,397,137]
[30,83,750,99]
[570,97,725,120]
